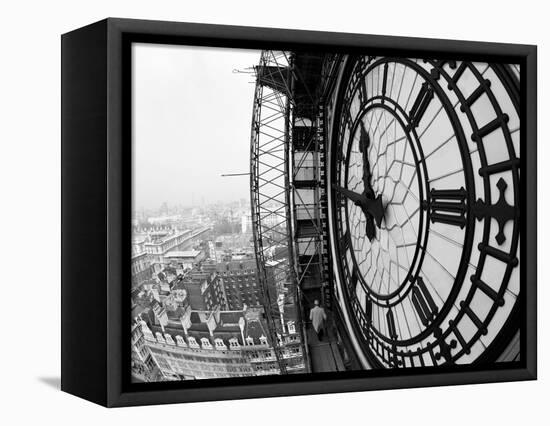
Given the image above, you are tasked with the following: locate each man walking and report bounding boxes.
[310,299,327,342]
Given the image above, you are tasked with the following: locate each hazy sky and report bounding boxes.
[132,43,260,211]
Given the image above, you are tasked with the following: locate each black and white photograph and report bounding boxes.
[130,45,523,382]
[4,0,548,423]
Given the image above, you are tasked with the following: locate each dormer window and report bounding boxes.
[259,335,268,346]
[175,335,186,346]
[188,336,199,348]
[215,338,227,350]
[246,336,254,346]
[155,332,166,343]
[201,337,212,349]
[228,338,240,349]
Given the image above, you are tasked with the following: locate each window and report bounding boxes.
[215,338,227,350]
[287,321,296,334]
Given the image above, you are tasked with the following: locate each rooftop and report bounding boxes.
[164,250,203,259]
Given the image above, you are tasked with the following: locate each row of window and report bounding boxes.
[149,347,248,363]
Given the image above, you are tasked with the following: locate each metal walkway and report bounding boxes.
[306,319,346,373]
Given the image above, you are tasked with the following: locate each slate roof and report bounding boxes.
[219,311,242,325]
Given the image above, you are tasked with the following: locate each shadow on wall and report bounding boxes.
[38,377,60,390]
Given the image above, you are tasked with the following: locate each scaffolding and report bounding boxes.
[250,50,332,374]
[250,51,301,374]
[287,53,329,314]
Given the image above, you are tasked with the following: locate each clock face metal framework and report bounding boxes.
[328,56,521,369]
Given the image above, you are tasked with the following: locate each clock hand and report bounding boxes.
[367,194,385,227]
[333,184,385,228]
[333,183,375,240]
[333,184,365,205]
[357,124,385,228]
[359,123,376,198]
[365,215,376,241]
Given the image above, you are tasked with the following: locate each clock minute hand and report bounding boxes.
[333,184,365,205]
[333,185,385,228]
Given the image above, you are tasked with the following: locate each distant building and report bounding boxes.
[131,237,147,256]
[147,215,182,226]
[131,251,152,288]
[164,249,205,272]
[206,241,217,261]
[144,230,194,268]
[144,227,211,270]
[173,270,227,311]
[241,213,252,234]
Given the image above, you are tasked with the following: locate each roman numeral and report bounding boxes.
[386,309,398,340]
[424,187,467,228]
[411,276,438,326]
[408,82,434,129]
[350,266,359,291]
[358,75,368,103]
[381,63,388,97]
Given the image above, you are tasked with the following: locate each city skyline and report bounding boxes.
[132,197,251,215]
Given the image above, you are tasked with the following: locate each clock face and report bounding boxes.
[329,56,521,368]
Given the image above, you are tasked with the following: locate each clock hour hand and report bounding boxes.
[365,215,376,241]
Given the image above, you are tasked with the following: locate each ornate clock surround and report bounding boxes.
[326,54,522,369]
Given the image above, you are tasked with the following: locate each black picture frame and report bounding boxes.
[61,17,537,407]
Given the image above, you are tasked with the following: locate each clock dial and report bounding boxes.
[329,56,520,368]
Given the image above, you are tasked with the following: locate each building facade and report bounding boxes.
[132,305,305,381]
[131,251,152,288]
[216,259,261,310]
